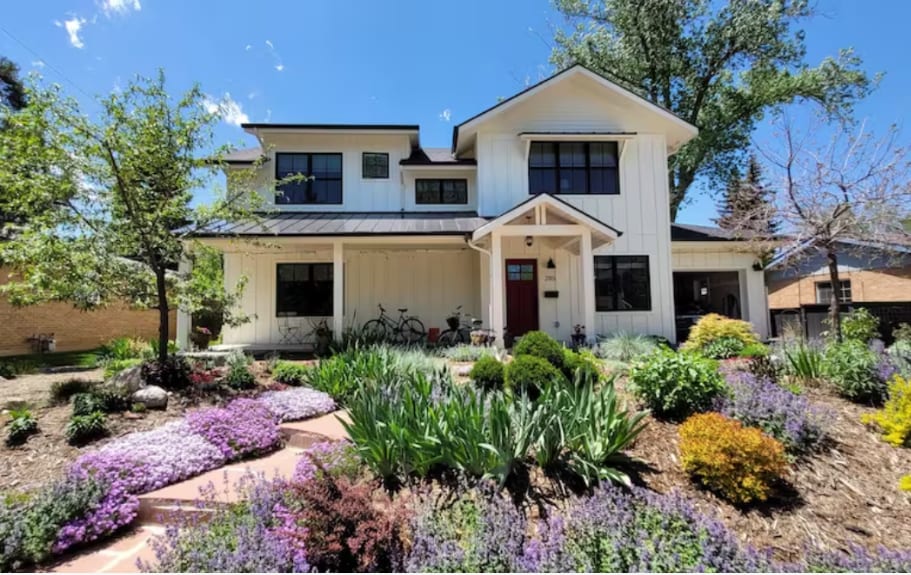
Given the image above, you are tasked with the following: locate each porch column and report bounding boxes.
[333,241,344,341]
[580,229,596,343]
[176,257,192,350]
[490,230,505,347]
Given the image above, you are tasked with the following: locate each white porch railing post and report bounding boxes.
[176,257,192,350]
[333,241,344,341]
[490,230,505,347]
[580,229,596,344]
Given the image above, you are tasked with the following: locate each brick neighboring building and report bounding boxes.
[766,239,911,341]
[0,266,176,356]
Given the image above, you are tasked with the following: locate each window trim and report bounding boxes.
[274,152,344,205]
[362,152,389,179]
[528,141,620,196]
[594,255,651,312]
[275,262,334,317]
[815,279,852,304]
[415,178,469,205]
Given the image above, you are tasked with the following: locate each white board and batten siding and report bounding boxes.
[672,245,770,340]
[246,132,479,214]
[220,244,480,346]
[474,75,677,341]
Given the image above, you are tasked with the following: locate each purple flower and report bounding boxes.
[717,369,828,453]
[804,543,911,572]
[259,387,336,422]
[74,421,227,493]
[186,399,282,461]
[291,440,356,484]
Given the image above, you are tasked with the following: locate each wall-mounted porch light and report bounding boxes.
[546,258,556,269]
[525,235,534,247]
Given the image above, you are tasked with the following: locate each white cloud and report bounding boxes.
[264,40,284,73]
[31,60,46,69]
[202,93,249,127]
[264,108,272,122]
[99,0,141,17]
[245,44,252,51]
[56,17,87,48]
[439,108,452,122]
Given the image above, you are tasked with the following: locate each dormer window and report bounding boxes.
[275,153,343,204]
[528,141,619,196]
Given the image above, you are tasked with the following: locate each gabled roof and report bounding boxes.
[471,193,622,246]
[222,147,267,165]
[241,123,419,131]
[452,64,698,155]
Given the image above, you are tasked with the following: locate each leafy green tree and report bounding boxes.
[551,0,877,220]
[0,56,27,111]
[0,71,264,363]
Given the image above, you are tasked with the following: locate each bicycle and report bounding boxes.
[437,306,477,347]
[362,304,426,344]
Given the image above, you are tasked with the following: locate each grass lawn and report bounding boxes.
[2,348,102,370]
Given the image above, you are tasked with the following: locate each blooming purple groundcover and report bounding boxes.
[74,420,228,494]
[258,387,336,422]
[291,440,355,484]
[717,369,828,453]
[186,398,282,461]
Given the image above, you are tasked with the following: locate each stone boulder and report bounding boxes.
[108,365,144,395]
[455,364,473,377]
[131,385,168,410]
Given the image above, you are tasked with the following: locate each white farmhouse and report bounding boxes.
[182,65,768,349]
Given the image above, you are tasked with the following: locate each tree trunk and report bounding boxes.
[826,246,843,342]
[155,266,170,362]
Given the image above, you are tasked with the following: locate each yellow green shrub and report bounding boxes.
[862,375,911,447]
[900,475,911,493]
[681,313,760,353]
[679,412,788,505]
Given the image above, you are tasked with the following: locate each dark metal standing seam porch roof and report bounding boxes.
[196,212,489,237]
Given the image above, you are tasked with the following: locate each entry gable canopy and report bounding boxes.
[471,193,622,250]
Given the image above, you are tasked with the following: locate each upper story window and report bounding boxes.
[416,179,468,205]
[275,153,343,205]
[529,141,619,196]
[362,152,389,179]
[595,255,650,311]
[816,280,852,304]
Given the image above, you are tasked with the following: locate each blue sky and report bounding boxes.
[2,0,908,224]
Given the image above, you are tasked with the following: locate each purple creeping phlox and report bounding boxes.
[186,398,282,461]
[74,420,227,493]
[140,473,309,573]
[258,387,336,422]
[718,368,828,453]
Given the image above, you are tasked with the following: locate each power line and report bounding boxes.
[0,24,94,100]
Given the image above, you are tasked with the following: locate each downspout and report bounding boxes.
[465,233,491,257]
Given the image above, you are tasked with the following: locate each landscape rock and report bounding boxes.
[456,364,473,377]
[108,365,144,395]
[131,385,168,409]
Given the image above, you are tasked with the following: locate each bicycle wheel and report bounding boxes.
[362,319,388,343]
[438,329,459,347]
[399,318,426,344]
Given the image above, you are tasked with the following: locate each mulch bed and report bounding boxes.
[623,384,911,562]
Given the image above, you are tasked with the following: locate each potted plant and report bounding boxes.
[571,324,586,349]
[503,327,515,349]
[191,326,212,350]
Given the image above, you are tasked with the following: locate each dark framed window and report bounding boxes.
[594,256,650,311]
[415,179,468,205]
[275,153,343,204]
[276,263,333,316]
[815,280,852,304]
[362,152,389,179]
[529,141,620,195]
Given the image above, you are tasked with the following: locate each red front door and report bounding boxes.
[505,259,539,336]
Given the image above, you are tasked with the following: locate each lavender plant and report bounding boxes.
[718,369,828,453]
[404,483,527,573]
[520,484,774,572]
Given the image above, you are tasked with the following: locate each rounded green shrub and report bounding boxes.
[562,348,602,381]
[823,340,885,403]
[65,412,108,445]
[701,336,745,360]
[628,348,726,419]
[469,356,505,391]
[271,361,311,386]
[513,331,564,370]
[505,355,565,398]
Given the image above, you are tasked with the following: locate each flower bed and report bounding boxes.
[0,386,335,569]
